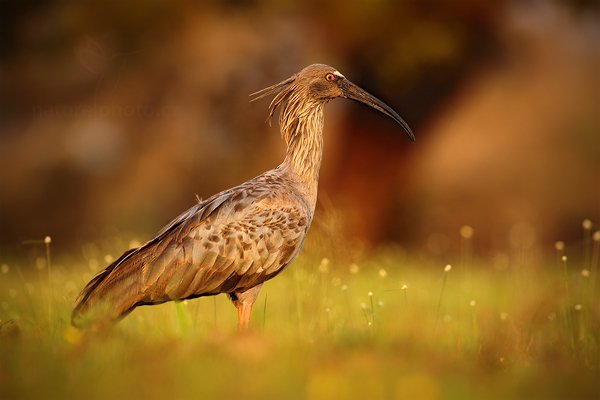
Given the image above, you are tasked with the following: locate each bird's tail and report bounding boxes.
[71,247,145,329]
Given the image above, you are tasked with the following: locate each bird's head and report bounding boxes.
[251,64,415,142]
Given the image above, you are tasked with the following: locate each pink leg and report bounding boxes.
[230,284,262,331]
[236,302,253,330]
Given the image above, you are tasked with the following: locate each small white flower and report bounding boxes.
[444,264,452,272]
[581,269,590,278]
[349,264,360,275]
[44,236,52,244]
[574,304,583,311]
[378,268,387,278]
[469,300,476,307]
[401,284,408,290]
[318,258,330,274]
[582,219,593,230]
[460,225,474,239]
[555,241,565,251]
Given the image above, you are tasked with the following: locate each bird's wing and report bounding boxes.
[72,182,309,326]
[138,189,309,303]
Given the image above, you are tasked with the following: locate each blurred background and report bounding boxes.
[1,0,599,260]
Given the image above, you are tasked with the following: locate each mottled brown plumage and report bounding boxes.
[72,64,414,330]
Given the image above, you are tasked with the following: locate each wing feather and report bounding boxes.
[72,175,310,328]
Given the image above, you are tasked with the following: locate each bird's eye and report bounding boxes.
[325,73,336,81]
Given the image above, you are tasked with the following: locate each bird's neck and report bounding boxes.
[279,101,325,204]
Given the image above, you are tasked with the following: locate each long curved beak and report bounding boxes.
[341,80,415,142]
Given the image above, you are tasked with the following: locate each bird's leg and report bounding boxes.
[236,302,252,331]
[229,284,262,331]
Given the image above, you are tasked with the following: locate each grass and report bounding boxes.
[1,231,599,400]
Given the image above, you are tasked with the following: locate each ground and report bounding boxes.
[1,235,599,399]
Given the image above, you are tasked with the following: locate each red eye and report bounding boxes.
[325,73,336,81]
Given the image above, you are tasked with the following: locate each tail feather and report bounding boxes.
[71,194,226,329]
[71,247,146,328]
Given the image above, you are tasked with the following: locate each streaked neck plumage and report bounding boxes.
[278,95,325,205]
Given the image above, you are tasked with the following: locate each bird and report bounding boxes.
[71,63,414,331]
